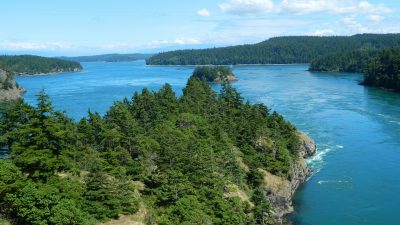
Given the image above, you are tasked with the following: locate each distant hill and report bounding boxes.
[58,53,153,62]
[147,34,400,65]
[0,55,82,75]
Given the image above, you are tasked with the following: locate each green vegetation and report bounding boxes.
[58,53,153,62]
[362,48,400,92]
[310,48,400,92]
[0,69,24,102]
[192,66,236,82]
[309,49,380,73]
[0,68,303,224]
[0,55,82,75]
[147,34,400,65]
[0,69,18,91]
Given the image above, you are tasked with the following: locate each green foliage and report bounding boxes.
[83,171,138,221]
[309,48,380,73]
[192,66,234,82]
[0,70,304,224]
[0,55,82,75]
[0,69,17,91]
[363,48,400,92]
[147,34,400,65]
[310,48,400,92]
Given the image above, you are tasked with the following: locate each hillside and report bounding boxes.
[0,68,315,225]
[58,53,153,62]
[0,55,82,75]
[309,48,400,92]
[309,48,380,73]
[362,48,400,92]
[0,68,24,102]
[147,34,400,65]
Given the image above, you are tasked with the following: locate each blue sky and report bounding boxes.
[1,0,399,56]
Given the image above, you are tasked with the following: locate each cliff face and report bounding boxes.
[264,132,316,224]
[0,69,25,101]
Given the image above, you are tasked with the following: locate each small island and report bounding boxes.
[192,66,237,83]
[0,55,83,76]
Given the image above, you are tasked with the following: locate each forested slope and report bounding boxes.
[0,68,314,224]
[147,34,400,65]
[0,55,82,75]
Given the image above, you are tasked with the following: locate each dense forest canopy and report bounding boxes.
[0,55,82,75]
[309,48,400,92]
[147,34,400,65]
[58,53,153,62]
[192,66,236,82]
[0,68,304,224]
[362,48,400,92]
[309,49,380,73]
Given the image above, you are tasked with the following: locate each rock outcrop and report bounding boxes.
[0,69,25,101]
[264,132,316,224]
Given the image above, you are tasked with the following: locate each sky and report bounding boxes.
[1,0,399,56]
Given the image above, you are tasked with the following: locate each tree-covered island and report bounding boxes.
[0,68,315,225]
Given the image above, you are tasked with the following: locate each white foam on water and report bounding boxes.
[306,144,344,176]
[389,120,400,125]
[317,180,350,185]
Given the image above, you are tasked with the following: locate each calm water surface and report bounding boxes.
[17,61,400,225]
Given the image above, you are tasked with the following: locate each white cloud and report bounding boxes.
[280,0,392,15]
[339,17,369,33]
[197,8,212,17]
[149,38,201,48]
[0,40,71,51]
[219,0,275,16]
[219,0,393,16]
[306,29,337,36]
[368,14,384,22]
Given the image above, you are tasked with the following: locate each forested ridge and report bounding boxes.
[0,55,82,75]
[0,69,305,224]
[147,34,400,65]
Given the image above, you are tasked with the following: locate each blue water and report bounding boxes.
[16,61,400,225]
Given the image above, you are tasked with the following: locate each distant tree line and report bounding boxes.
[362,48,400,92]
[310,48,400,92]
[147,34,400,65]
[0,55,82,75]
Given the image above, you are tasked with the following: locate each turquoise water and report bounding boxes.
[16,61,400,225]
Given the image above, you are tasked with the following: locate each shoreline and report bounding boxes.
[17,68,83,77]
[266,131,316,224]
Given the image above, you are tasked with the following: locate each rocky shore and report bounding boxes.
[0,69,25,101]
[264,132,316,224]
